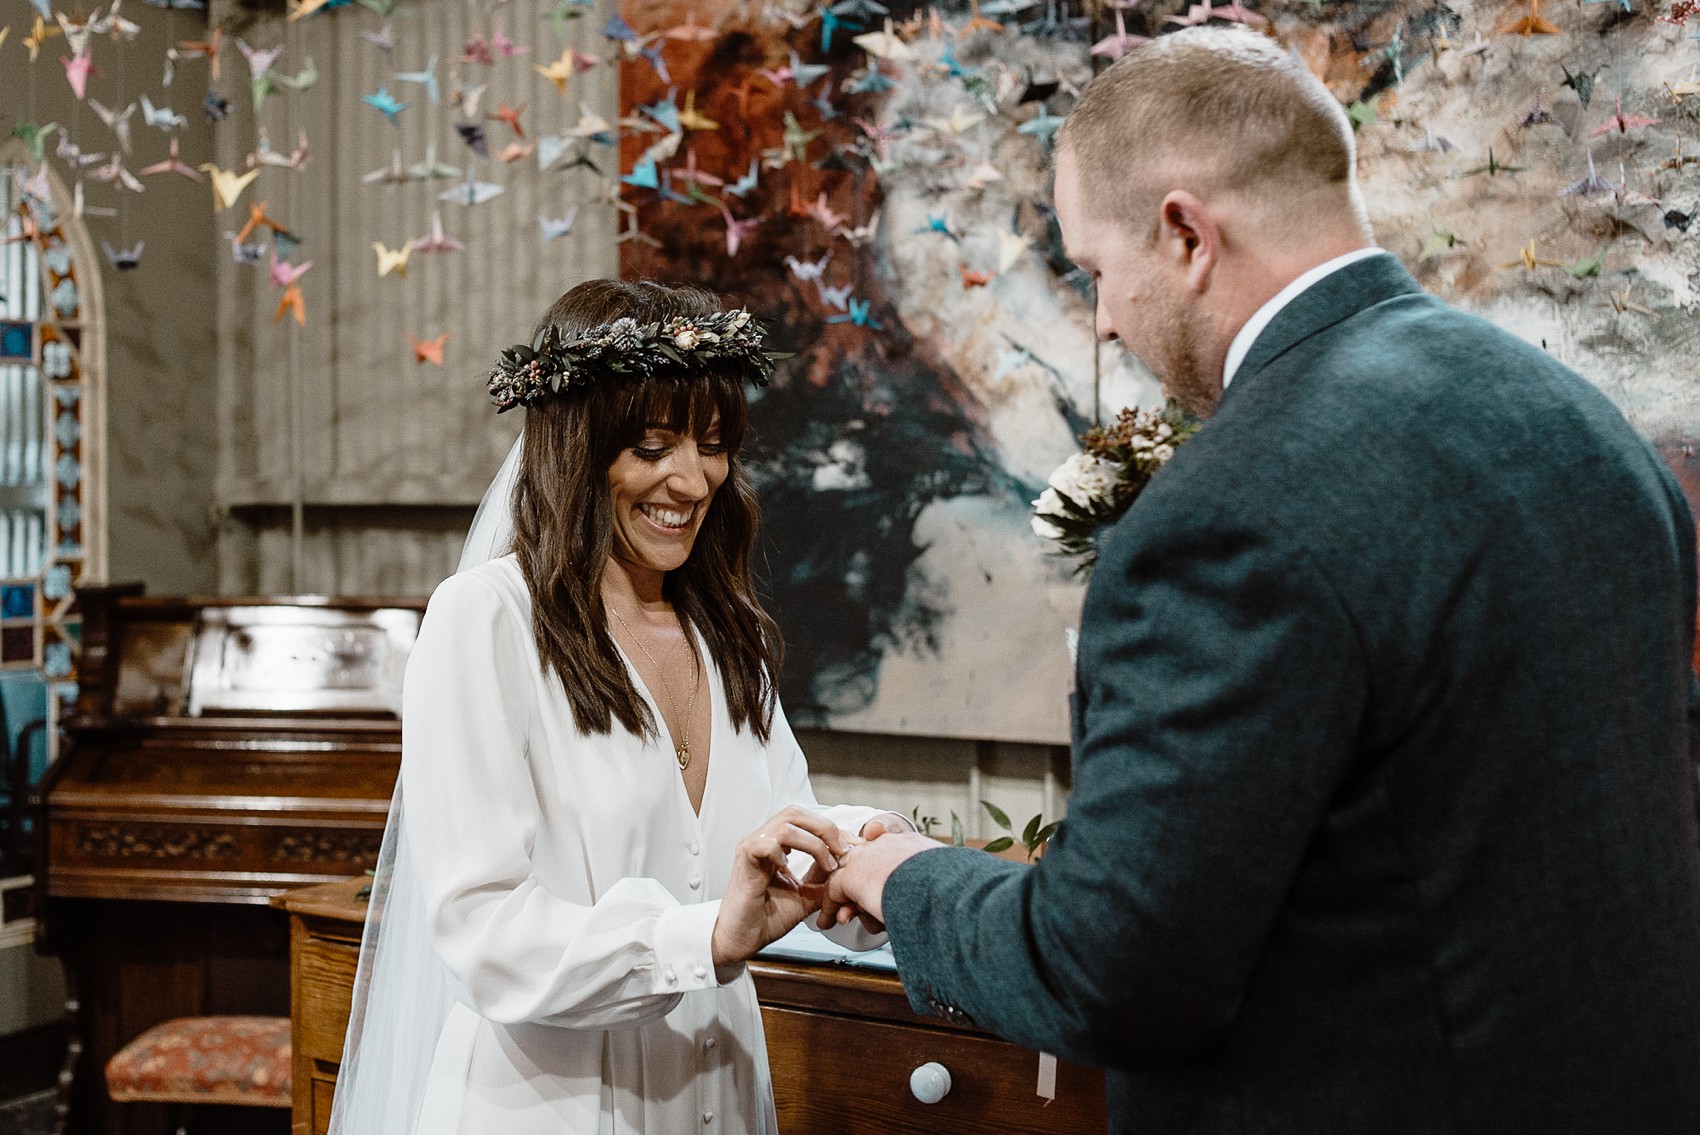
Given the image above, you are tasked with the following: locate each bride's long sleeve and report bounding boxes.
[401,573,716,1030]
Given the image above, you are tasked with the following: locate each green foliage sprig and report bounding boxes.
[980,800,1060,861]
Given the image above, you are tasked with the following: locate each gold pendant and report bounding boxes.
[676,744,690,771]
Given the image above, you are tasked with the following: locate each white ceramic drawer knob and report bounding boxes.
[909,1062,952,1104]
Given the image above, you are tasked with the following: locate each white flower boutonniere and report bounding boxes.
[1032,399,1201,575]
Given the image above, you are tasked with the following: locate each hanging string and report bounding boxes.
[117,37,128,250]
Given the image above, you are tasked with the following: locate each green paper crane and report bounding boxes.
[12,116,59,161]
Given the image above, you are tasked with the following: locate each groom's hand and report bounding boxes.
[819,821,941,929]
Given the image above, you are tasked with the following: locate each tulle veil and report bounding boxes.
[325,433,523,1135]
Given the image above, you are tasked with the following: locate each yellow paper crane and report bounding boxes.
[1598,285,1652,316]
[534,50,574,96]
[1665,73,1700,100]
[678,90,718,132]
[1497,240,1565,272]
[373,240,415,278]
[199,164,261,211]
[287,0,336,21]
[23,15,62,61]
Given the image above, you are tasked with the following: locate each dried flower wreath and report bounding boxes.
[486,308,785,413]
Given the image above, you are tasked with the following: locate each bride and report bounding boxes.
[330,279,901,1135]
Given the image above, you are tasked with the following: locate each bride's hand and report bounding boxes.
[711,807,848,967]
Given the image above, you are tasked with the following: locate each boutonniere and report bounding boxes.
[1031,399,1201,575]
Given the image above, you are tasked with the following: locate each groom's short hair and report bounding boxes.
[1057,27,1363,240]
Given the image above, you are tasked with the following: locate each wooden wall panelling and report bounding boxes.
[214,0,619,596]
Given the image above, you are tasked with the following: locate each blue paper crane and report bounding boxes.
[826,298,884,329]
[361,86,409,126]
[1017,105,1066,143]
[816,5,862,51]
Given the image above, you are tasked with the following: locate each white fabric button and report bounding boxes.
[689,842,700,855]
[694,964,707,979]
[665,968,677,985]
[689,875,702,889]
[702,1111,714,1124]
[704,1037,718,1050]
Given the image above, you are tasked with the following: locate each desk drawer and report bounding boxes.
[762,1004,1104,1135]
[297,936,359,1063]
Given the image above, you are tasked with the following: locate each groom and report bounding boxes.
[821,26,1700,1135]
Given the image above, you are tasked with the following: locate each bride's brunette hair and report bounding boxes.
[510,279,782,742]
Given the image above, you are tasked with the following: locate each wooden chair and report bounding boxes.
[104,1016,291,1135]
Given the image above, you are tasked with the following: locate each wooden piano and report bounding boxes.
[33,585,423,1135]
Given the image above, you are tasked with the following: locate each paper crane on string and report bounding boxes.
[535,50,581,95]
[1090,9,1146,59]
[88,154,143,192]
[62,50,96,100]
[816,280,852,310]
[234,202,283,244]
[678,90,718,132]
[363,150,418,186]
[249,128,310,171]
[408,332,450,365]
[140,94,188,131]
[1496,240,1565,271]
[1558,151,1616,197]
[101,240,143,269]
[414,209,465,254]
[140,137,202,181]
[22,16,61,62]
[362,86,409,126]
[269,250,312,289]
[89,98,135,154]
[827,298,884,329]
[275,282,306,326]
[1497,0,1561,36]
[409,143,459,180]
[720,207,760,256]
[538,209,579,241]
[394,55,439,104]
[1589,93,1657,136]
[200,163,259,210]
[372,240,415,278]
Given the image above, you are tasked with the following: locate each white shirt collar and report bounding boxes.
[1221,247,1388,391]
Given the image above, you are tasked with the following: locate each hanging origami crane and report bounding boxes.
[372,240,415,277]
[199,163,260,210]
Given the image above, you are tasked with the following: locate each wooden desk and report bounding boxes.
[273,878,1107,1135]
[270,877,368,1135]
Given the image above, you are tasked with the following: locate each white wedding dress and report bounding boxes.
[329,436,889,1135]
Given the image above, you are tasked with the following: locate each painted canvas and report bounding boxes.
[617,0,1150,743]
[615,0,1700,740]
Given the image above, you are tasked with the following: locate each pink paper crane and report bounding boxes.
[1091,9,1148,59]
[1589,93,1658,137]
[269,249,313,289]
[720,206,760,256]
[62,50,96,99]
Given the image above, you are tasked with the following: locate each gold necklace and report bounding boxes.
[607,604,699,771]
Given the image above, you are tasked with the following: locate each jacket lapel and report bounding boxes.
[1229,253,1425,396]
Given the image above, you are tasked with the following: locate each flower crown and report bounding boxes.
[486,308,784,413]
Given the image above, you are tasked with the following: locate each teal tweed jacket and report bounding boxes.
[883,254,1700,1133]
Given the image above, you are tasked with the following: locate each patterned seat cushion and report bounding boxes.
[105,1016,291,1107]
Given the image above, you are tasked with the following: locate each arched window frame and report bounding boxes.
[0,140,107,772]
